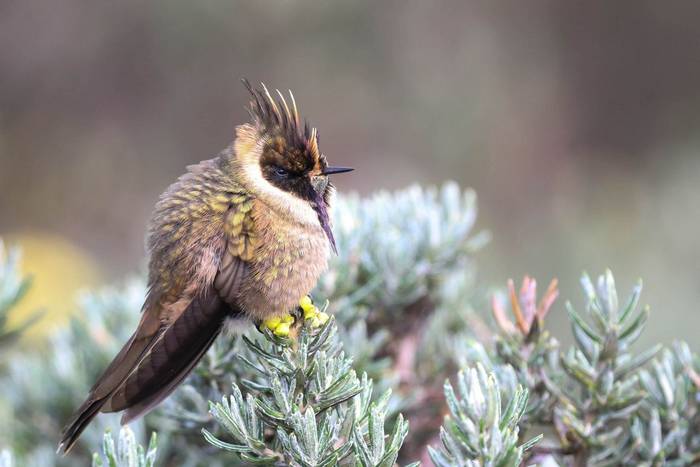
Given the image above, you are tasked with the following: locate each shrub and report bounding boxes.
[1,184,699,466]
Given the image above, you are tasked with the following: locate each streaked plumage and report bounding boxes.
[58,81,352,453]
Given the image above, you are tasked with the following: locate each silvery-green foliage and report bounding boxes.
[202,313,411,466]
[448,340,523,415]
[0,240,41,354]
[456,276,560,430]
[672,340,700,450]
[351,408,409,467]
[429,363,541,467]
[629,343,700,465]
[315,184,488,455]
[456,270,700,466]
[0,241,36,465]
[418,271,482,376]
[551,271,661,464]
[351,393,415,467]
[317,183,487,324]
[92,426,157,467]
[1,279,149,465]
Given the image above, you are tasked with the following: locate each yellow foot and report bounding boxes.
[259,313,295,337]
[299,296,329,329]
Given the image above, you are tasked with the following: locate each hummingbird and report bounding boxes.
[58,80,353,453]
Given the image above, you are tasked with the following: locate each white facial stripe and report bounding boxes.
[240,156,320,227]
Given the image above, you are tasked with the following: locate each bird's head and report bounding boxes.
[232,80,353,253]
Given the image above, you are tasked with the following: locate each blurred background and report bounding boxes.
[1,0,700,347]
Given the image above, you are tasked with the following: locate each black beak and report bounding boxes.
[322,166,354,175]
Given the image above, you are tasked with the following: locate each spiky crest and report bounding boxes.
[242,79,321,166]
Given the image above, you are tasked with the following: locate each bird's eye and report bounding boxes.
[273,166,288,178]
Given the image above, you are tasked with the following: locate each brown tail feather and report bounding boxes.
[57,330,162,454]
[58,291,229,454]
[57,399,104,454]
[106,291,226,414]
[121,325,222,424]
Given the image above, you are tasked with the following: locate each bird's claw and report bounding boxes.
[299,295,329,329]
[258,297,328,338]
[259,313,295,337]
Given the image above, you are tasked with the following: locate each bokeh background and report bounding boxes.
[2,0,700,347]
